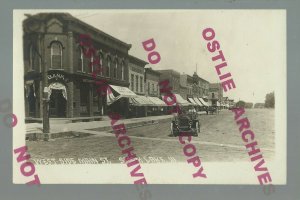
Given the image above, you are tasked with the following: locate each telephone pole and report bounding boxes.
[40,33,50,134]
[25,15,50,135]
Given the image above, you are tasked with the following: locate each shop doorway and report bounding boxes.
[49,89,66,117]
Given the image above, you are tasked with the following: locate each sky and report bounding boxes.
[18,10,286,103]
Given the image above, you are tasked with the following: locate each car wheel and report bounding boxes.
[171,122,177,137]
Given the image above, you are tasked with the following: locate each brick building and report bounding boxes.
[157,69,180,94]
[23,13,132,118]
[192,72,209,98]
[179,74,193,100]
[128,55,147,95]
[145,67,160,97]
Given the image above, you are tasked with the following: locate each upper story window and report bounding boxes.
[77,47,84,72]
[121,61,125,80]
[106,56,111,77]
[148,82,150,94]
[29,45,37,71]
[135,75,139,93]
[88,54,94,74]
[212,93,215,99]
[113,60,118,79]
[99,53,103,76]
[140,77,143,93]
[50,41,62,69]
[131,74,134,91]
[152,83,154,93]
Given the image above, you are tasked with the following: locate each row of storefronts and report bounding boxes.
[23,13,233,121]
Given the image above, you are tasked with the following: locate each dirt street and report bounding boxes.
[27,109,275,164]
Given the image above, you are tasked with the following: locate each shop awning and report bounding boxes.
[193,98,203,106]
[198,98,209,106]
[188,98,198,106]
[130,95,155,106]
[148,96,168,106]
[162,94,191,106]
[107,84,137,105]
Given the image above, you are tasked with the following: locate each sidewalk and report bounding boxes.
[26,114,173,140]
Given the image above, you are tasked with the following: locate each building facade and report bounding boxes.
[179,74,193,100]
[198,77,209,97]
[209,83,223,106]
[128,55,147,95]
[157,69,181,94]
[192,72,210,98]
[145,67,160,97]
[23,13,132,118]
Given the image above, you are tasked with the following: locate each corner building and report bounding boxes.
[23,13,132,118]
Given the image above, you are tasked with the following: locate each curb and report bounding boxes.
[26,116,173,141]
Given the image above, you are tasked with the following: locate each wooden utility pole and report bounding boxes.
[40,33,50,134]
[25,15,50,134]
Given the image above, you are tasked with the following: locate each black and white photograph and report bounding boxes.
[13,9,286,184]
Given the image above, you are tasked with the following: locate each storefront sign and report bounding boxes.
[47,70,69,84]
[48,73,65,81]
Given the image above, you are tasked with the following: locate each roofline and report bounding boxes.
[145,68,161,75]
[156,69,181,76]
[129,55,148,66]
[24,13,132,50]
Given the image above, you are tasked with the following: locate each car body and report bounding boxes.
[170,107,200,137]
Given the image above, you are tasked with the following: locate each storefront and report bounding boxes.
[129,95,153,117]
[107,84,137,117]
[147,97,167,116]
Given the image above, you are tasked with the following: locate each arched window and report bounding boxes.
[50,42,62,69]
[121,61,125,80]
[113,60,118,78]
[106,56,111,77]
[89,54,93,73]
[77,47,84,72]
[29,45,35,70]
[98,53,104,76]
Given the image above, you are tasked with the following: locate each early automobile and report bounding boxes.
[170,106,200,137]
[208,106,218,114]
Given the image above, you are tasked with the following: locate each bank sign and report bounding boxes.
[47,70,69,84]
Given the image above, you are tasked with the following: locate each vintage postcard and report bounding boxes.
[13,9,286,185]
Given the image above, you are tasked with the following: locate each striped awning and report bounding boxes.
[188,98,198,105]
[148,96,168,106]
[193,98,204,106]
[130,95,154,106]
[198,98,209,106]
[161,93,191,106]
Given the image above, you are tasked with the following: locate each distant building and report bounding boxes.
[209,83,223,106]
[245,102,254,109]
[254,103,265,108]
[228,99,235,108]
[192,72,209,98]
[221,96,229,108]
[180,74,193,100]
[157,69,181,94]
[128,55,147,95]
[145,67,160,97]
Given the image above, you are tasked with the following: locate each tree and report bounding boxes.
[264,92,275,108]
[235,100,246,108]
